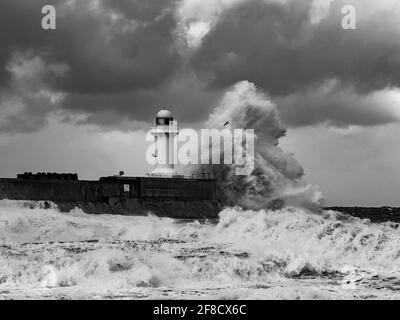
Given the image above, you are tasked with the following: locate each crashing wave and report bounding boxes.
[0,201,399,299]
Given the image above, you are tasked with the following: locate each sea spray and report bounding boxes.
[201,81,323,211]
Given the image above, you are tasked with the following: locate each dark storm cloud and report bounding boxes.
[61,72,221,126]
[66,1,179,94]
[0,0,180,93]
[102,0,174,21]
[276,81,400,127]
[187,0,400,127]
[0,0,400,132]
[0,0,186,131]
[0,0,45,86]
[190,0,400,96]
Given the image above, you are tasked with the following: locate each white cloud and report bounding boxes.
[310,0,333,23]
[176,0,246,48]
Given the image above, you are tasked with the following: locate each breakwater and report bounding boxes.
[0,176,221,219]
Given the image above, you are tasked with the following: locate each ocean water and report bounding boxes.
[0,200,400,300]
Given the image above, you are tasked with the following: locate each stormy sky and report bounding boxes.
[0,0,400,205]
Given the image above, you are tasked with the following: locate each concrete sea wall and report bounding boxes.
[0,177,222,219]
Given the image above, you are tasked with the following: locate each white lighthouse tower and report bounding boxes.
[149,110,179,177]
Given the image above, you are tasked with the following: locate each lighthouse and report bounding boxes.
[149,109,179,177]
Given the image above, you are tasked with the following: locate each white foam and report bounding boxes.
[1,201,400,299]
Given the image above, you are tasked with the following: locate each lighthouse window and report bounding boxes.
[156,118,172,125]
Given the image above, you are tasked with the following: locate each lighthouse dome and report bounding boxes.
[156,109,173,119]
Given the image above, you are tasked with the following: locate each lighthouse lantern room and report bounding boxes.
[149,109,179,177]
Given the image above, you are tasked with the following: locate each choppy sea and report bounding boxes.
[0,200,400,300]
